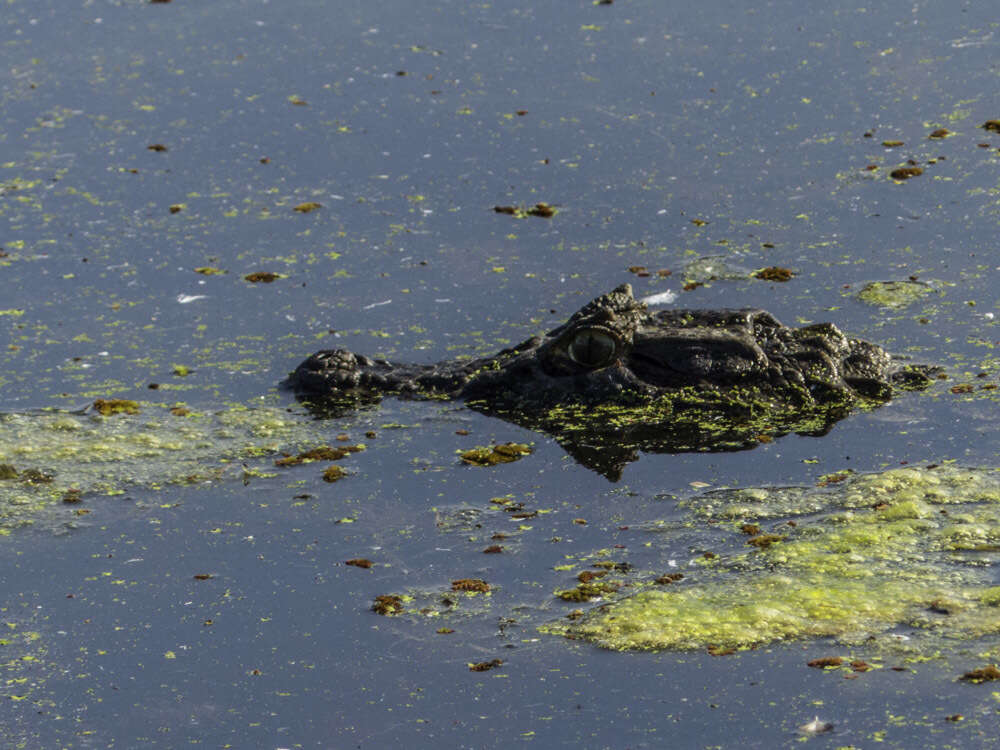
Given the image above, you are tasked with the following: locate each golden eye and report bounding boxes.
[567,328,617,368]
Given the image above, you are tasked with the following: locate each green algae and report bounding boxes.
[0,612,49,706]
[322,464,348,482]
[857,280,935,309]
[681,256,751,285]
[681,464,1000,522]
[371,580,496,623]
[557,466,1000,651]
[556,581,620,602]
[459,442,532,466]
[534,382,877,457]
[0,403,344,534]
[274,444,365,466]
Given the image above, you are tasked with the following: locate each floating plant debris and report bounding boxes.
[752,266,794,282]
[459,443,532,466]
[244,272,281,283]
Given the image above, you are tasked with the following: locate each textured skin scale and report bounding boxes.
[291,283,917,407]
[289,284,932,478]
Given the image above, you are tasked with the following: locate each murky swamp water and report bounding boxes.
[3,0,1000,747]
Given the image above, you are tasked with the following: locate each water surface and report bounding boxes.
[3,0,1000,747]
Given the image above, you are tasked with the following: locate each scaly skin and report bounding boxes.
[290,283,923,407]
[289,284,933,478]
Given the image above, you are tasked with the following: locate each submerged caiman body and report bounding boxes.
[289,284,931,479]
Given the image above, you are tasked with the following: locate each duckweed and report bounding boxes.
[0,404,341,533]
[857,280,934,309]
[558,466,1000,651]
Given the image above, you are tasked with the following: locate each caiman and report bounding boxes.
[289,284,932,479]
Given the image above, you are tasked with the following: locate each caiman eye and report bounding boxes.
[567,328,618,368]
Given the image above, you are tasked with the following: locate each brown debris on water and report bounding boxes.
[752,266,794,282]
[322,465,347,482]
[527,202,556,217]
[555,581,619,602]
[93,398,140,416]
[747,534,786,549]
[807,656,844,669]
[654,573,684,585]
[816,471,853,487]
[275,444,364,466]
[469,658,503,672]
[451,578,490,593]
[459,443,531,466]
[372,595,404,616]
[492,203,557,218]
[890,167,923,180]
[959,664,1000,683]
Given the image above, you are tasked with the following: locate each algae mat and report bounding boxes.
[556,466,1000,651]
[0,401,352,534]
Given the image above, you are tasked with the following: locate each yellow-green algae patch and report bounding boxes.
[459,442,532,466]
[0,403,343,533]
[557,466,1000,651]
[0,612,50,706]
[856,279,935,309]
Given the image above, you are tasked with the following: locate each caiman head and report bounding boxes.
[289,283,653,405]
[289,284,933,479]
